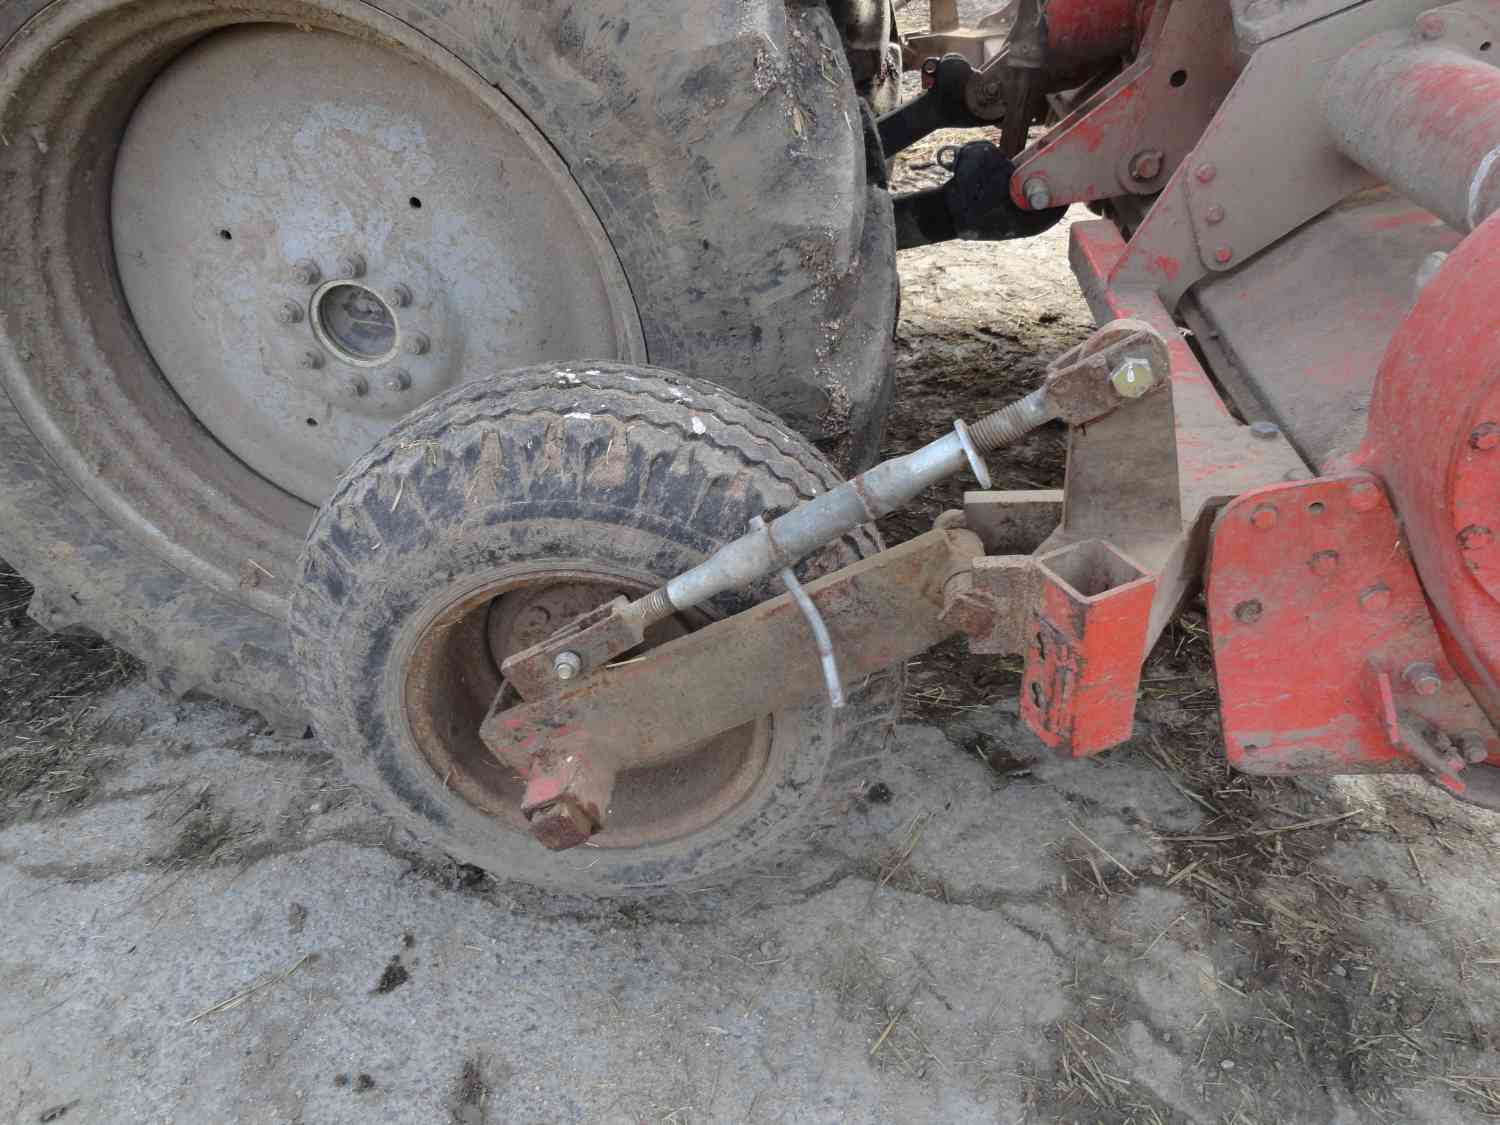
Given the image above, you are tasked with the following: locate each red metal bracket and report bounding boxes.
[1021,539,1157,755]
[1206,472,1498,775]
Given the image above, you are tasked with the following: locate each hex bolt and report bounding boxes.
[1205,204,1226,225]
[1129,149,1164,181]
[553,651,583,681]
[1234,599,1263,624]
[1348,481,1381,512]
[1403,661,1442,696]
[1359,583,1392,611]
[274,301,303,326]
[290,259,321,287]
[1249,420,1280,440]
[337,253,366,279]
[345,375,369,398]
[1249,503,1278,530]
[298,350,324,371]
[391,284,413,309]
[1459,524,1494,550]
[1471,422,1500,451]
[1022,177,1052,210]
[385,369,412,392]
[1195,163,1217,184]
[1109,355,1156,398]
[403,332,431,356]
[1309,550,1340,576]
[1214,245,1234,264]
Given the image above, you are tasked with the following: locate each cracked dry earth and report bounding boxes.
[7,142,1500,1125]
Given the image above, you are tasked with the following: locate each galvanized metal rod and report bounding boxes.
[751,515,846,710]
[634,388,1054,623]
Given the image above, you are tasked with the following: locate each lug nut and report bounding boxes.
[391,284,413,308]
[298,350,324,371]
[554,651,583,681]
[1214,245,1234,264]
[290,259,321,287]
[386,369,412,392]
[1022,177,1052,210]
[1403,661,1442,696]
[1129,149,1164,181]
[1109,355,1156,398]
[345,375,369,398]
[337,253,366,278]
[274,301,303,326]
[1234,599,1263,624]
[403,332,430,356]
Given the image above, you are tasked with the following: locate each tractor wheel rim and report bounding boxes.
[0,5,644,609]
[399,566,775,850]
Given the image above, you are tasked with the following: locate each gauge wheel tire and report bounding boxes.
[289,363,903,893]
[0,0,898,731]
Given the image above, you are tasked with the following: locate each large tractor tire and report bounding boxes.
[0,1,899,730]
[291,364,903,893]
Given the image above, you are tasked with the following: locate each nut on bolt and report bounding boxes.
[274,301,303,326]
[1022,177,1052,210]
[298,350,324,371]
[553,651,583,681]
[336,253,366,279]
[1109,355,1156,398]
[1129,149,1164,181]
[403,332,430,356]
[527,795,599,851]
[290,259,321,287]
[1403,661,1442,696]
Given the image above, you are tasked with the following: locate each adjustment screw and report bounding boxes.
[391,284,413,309]
[554,651,583,681]
[290,259,321,287]
[1195,163,1217,184]
[1214,245,1234,264]
[1022,177,1052,210]
[345,375,369,398]
[1249,503,1278,530]
[1359,584,1391,611]
[1109,356,1156,398]
[337,253,366,279]
[1205,204,1226,224]
[274,301,303,326]
[1129,149,1164,181]
[386,369,412,392]
[298,350,324,371]
[1249,420,1280,440]
[1403,661,1442,696]
[403,332,431,356]
[1471,422,1500,451]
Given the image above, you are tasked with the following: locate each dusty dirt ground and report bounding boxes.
[7,41,1500,1125]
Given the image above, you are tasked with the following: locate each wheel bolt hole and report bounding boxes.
[409,196,423,209]
[1307,501,1326,515]
[218,229,233,241]
[1169,69,1188,88]
[305,418,319,428]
